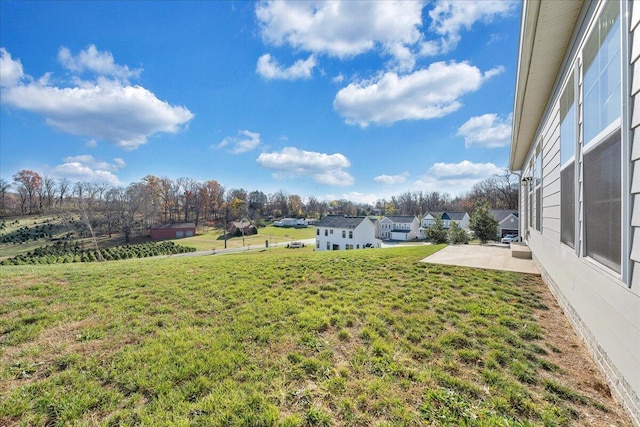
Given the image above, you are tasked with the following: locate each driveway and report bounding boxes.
[420,243,539,275]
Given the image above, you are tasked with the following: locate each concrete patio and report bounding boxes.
[420,243,540,275]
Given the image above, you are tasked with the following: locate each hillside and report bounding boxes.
[0,246,632,426]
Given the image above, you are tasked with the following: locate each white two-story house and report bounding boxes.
[378,215,420,241]
[315,215,380,251]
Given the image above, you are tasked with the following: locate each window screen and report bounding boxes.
[535,188,541,231]
[560,163,575,248]
[583,131,621,272]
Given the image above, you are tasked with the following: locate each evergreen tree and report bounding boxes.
[425,217,448,244]
[447,221,469,244]
[469,204,498,243]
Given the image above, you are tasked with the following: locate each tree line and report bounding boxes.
[0,169,518,241]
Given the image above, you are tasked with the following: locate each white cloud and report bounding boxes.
[0,48,25,87]
[256,53,317,80]
[428,0,516,54]
[415,160,503,195]
[374,172,408,185]
[215,130,262,154]
[340,191,380,205]
[332,73,345,84]
[255,1,515,70]
[58,45,142,81]
[256,1,425,70]
[0,48,194,150]
[457,113,512,148]
[334,61,501,127]
[50,155,126,186]
[257,146,354,186]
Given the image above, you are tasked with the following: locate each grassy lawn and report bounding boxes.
[0,246,630,426]
[174,225,316,251]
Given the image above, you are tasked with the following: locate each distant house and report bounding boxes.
[421,212,444,228]
[273,218,307,227]
[150,223,196,239]
[229,221,257,236]
[422,211,470,230]
[315,215,380,251]
[490,210,519,239]
[378,215,420,241]
[420,212,470,238]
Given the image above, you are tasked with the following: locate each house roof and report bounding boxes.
[317,215,368,228]
[490,210,519,223]
[510,0,583,171]
[424,212,444,219]
[230,221,253,228]
[442,211,468,221]
[384,215,417,224]
[151,223,196,230]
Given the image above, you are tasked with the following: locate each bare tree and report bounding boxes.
[71,182,107,260]
[13,169,42,214]
[109,183,146,243]
[58,178,71,208]
[200,180,224,221]
[41,176,57,211]
[0,178,11,214]
[468,171,518,210]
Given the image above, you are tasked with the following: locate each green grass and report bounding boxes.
[0,246,613,426]
[170,225,316,251]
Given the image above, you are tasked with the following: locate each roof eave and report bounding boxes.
[510,0,583,172]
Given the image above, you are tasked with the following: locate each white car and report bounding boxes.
[501,234,519,244]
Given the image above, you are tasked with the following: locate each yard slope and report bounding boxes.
[0,246,632,426]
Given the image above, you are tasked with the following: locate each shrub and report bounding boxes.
[447,222,469,245]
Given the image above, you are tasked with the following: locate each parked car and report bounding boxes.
[501,234,519,244]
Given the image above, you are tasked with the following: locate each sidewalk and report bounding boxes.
[420,244,539,275]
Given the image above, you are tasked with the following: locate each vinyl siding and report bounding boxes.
[631,0,640,293]
[542,101,562,239]
[519,2,640,423]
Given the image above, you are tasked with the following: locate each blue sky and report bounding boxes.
[0,0,520,204]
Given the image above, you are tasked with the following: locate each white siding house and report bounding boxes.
[378,215,420,240]
[510,1,639,423]
[421,212,470,230]
[315,215,380,251]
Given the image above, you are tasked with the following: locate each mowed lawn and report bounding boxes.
[0,246,631,426]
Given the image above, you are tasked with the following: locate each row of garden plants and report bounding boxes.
[0,223,66,244]
[0,241,196,265]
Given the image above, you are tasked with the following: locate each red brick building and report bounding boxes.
[150,223,196,239]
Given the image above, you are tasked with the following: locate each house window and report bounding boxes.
[316,228,320,236]
[560,73,576,248]
[349,231,353,239]
[316,242,319,249]
[582,0,621,272]
[346,244,353,250]
[330,229,333,234]
[326,242,330,250]
[583,0,621,145]
[342,230,346,238]
[324,229,328,236]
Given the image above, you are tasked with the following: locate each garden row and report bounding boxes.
[0,241,196,265]
[0,221,74,244]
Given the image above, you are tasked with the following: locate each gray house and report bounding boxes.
[510,0,639,423]
[490,210,519,238]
